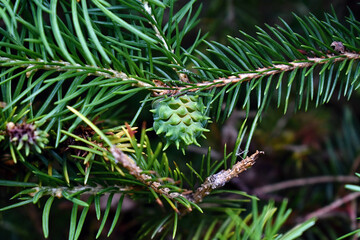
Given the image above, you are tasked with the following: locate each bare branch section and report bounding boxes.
[191,150,264,203]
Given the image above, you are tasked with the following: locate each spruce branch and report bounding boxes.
[155,51,360,94]
[0,57,153,88]
[4,50,359,96]
[2,1,359,238]
[111,145,263,213]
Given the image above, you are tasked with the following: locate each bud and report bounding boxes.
[6,122,49,156]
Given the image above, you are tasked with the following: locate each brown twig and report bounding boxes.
[110,146,184,202]
[27,142,262,215]
[191,150,264,203]
[111,146,263,214]
[254,176,359,194]
[302,192,360,221]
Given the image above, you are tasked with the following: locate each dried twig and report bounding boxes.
[111,146,263,214]
[191,150,264,203]
[110,146,184,201]
[302,192,360,221]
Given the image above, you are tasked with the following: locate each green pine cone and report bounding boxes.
[151,95,210,150]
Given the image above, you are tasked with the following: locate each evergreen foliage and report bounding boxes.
[0,0,359,239]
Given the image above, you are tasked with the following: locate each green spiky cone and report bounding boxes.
[151,95,210,150]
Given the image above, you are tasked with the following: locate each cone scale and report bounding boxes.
[151,95,209,150]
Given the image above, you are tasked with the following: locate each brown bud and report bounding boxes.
[330,41,345,54]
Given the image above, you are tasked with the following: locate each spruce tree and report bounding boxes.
[1,0,360,239]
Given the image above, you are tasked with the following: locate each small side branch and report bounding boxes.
[141,0,189,83]
[191,150,264,203]
[111,146,263,214]
[29,148,263,215]
[142,1,172,54]
[0,57,153,88]
[302,192,360,221]
[110,146,183,201]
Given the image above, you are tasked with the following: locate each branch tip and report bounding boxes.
[190,150,264,204]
